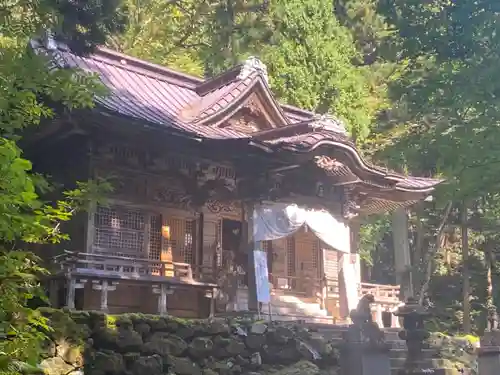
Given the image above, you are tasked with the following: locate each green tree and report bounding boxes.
[115,0,376,141]
[0,0,123,372]
[362,0,500,333]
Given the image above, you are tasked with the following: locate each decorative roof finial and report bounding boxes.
[310,113,347,134]
[238,56,269,84]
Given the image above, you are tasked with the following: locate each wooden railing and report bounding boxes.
[359,282,400,304]
[52,251,216,284]
[269,273,322,294]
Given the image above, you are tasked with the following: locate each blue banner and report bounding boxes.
[254,250,271,304]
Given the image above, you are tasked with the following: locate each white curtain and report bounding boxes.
[253,203,350,253]
[340,253,361,313]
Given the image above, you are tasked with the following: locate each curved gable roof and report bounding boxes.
[31,38,443,206]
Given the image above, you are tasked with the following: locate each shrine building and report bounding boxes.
[26,39,442,325]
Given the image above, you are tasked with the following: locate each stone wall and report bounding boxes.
[39,309,340,375]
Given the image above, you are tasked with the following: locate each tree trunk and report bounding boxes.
[486,241,494,305]
[461,200,471,333]
[418,201,453,304]
[412,203,425,292]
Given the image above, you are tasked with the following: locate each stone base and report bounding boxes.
[398,369,462,375]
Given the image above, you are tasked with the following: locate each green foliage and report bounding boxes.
[0,0,124,373]
[115,0,378,141]
[0,251,49,371]
[110,0,205,75]
[255,0,373,141]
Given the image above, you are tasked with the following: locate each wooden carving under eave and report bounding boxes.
[206,200,240,214]
[314,155,343,172]
[223,93,275,133]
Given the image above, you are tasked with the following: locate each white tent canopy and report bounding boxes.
[253,203,350,253]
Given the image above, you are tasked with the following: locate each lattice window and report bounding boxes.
[261,241,271,253]
[312,240,321,278]
[312,240,319,269]
[164,217,196,264]
[181,220,195,264]
[286,237,296,276]
[202,221,218,268]
[93,206,146,256]
[149,214,162,261]
[215,220,223,268]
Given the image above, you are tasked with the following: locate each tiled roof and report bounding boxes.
[52,46,252,139]
[32,40,443,204]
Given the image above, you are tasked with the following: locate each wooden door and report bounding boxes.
[295,229,319,294]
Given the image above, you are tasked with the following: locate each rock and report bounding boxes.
[168,356,202,375]
[203,369,219,375]
[208,320,231,335]
[40,357,80,375]
[250,323,268,335]
[272,361,320,375]
[235,355,250,366]
[177,325,196,339]
[115,329,143,353]
[115,316,134,330]
[134,322,151,337]
[143,333,187,357]
[189,337,214,358]
[250,352,262,367]
[226,338,246,356]
[295,327,310,341]
[130,355,163,375]
[318,368,339,375]
[232,365,243,374]
[209,360,234,375]
[269,327,294,344]
[123,352,141,367]
[262,344,299,364]
[148,318,169,332]
[85,351,125,375]
[306,333,331,356]
[214,336,231,347]
[246,334,266,350]
[233,325,248,337]
[296,340,321,361]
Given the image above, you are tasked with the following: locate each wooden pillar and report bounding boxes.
[197,212,204,273]
[92,280,117,312]
[210,287,216,318]
[66,277,87,309]
[49,279,59,308]
[244,202,258,311]
[66,278,76,309]
[339,220,361,318]
[153,284,172,316]
[391,207,413,300]
[85,202,96,253]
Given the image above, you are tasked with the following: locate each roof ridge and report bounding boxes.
[94,47,203,88]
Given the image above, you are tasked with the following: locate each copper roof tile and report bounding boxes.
[32,40,442,196]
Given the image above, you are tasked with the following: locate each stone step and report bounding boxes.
[389,349,436,359]
[390,358,449,368]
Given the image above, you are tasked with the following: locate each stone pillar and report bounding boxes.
[152,284,174,316]
[210,287,217,318]
[340,296,391,375]
[479,306,500,375]
[392,208,413,300]
[65,277,87,309]
[92,280,117,312]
